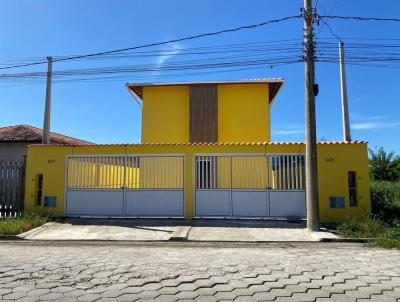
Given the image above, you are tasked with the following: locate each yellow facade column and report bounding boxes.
[184,148,194,220]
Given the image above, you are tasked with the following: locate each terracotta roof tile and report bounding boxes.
[0,124,93,145]
[29,141,368,147]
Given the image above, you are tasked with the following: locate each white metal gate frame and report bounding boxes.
[64,154,186,218]
[193,153,306,219]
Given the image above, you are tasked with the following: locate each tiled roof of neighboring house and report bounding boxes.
[0,124,93,145]
[30,140,368,147]
[126,78,285,104]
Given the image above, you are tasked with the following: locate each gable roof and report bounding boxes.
[126,78,284,104]
[0,124,93,145]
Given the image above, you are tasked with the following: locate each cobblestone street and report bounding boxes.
[0,242,399,301]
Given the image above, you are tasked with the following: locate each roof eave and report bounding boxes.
[269,80,285,106]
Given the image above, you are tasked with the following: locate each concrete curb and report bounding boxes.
[320,237,377,243]
[169,226,191,241]
[17,222,55,239]
[0,235,23,240]
[0,239,368,248]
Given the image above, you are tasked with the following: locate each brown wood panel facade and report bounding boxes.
[189,85,218,143]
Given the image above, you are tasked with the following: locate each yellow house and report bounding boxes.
[24,79,371,223]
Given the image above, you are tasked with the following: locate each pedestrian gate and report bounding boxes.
[66,155,185,217]
[194,154,306,218]
[0,161,24,218]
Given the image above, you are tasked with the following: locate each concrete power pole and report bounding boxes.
[42,56,53,144]
[339,42,351,141]
[303,0,320,231]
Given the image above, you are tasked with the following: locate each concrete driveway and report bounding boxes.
[20,218,337,242]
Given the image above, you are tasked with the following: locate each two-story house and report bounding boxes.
[24,79,371,222]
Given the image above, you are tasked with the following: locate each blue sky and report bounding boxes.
[0,0,399,152]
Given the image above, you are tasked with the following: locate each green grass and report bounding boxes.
[337,181,400,248]
[337,216,384,238]
[337,217,400,248]
[0,212,49,236]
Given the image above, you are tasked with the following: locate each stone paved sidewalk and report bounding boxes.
[0,242,399,301]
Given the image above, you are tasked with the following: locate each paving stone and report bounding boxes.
[214,291,237,300]
[194,296,217,302]
[253,292,277,301]
[381,289,400,299]
[194,279,215,288]
[154,295,179,302]
[177,283,199,291]
[36,283,58,289]
[123,287,143,294]
[3,280,26,288]
[3,292,27,300]
[158,287,180,295]
[212,284,234,292]
[233,296,257,302]
[78,293,102,302]
[64,290,87,297]
[14,284,37,293]
[15,297,40,302]
[231,288,254,296]
[369,294,398,301]
[195,288,217,296]
[0,288,13,296]
[176,276,196,283]
[161,279,183,287]
[101,290,124,298]
[39,292,64,300]
[116,294,140,302]
[54,298,79,302]
[137,290,161,299]
[176,291,199,299]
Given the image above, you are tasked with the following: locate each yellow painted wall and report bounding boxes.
[218,83,270,142]
[142,85,189,143]
[317,143,371,223]
[141,83,271,143]
[24,143,370,223]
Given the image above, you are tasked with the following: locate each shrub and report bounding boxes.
[376,220,400,248]
[371,181,400,222]
[369,147,400,181]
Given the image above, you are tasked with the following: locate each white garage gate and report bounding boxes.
[194,154,306,219]
[65,155,185,217]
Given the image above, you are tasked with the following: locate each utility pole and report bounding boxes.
[339,41,351,141]
[42,56,53,144]
[303,0,320,231]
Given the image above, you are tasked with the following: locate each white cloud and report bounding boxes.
[352,122,400,130]
[273,129,305,135]
[156,43,181,66]
[351,113,392,121]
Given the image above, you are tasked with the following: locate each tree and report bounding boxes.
[369,147,400,181]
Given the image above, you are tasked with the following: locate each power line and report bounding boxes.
[0,15,301,71]
[319,15,400,22]
[318,18,342,41]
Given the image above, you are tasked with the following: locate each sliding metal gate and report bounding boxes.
[194,154,306,219]
[66,155,185,217]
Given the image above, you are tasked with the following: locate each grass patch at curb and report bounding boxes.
[337,217,400,248]
[337,181,400,249]
[0,213,49,236]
